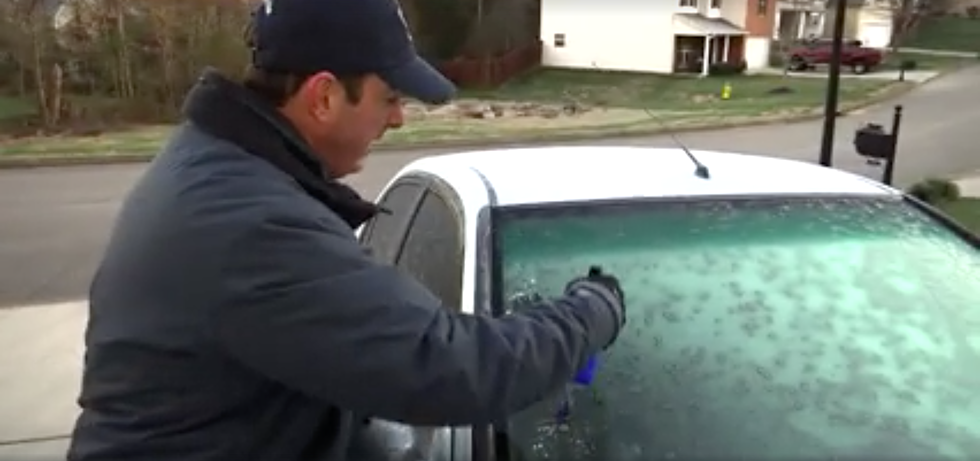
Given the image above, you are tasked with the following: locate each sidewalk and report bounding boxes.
[0,301,85,456]
[749,67,940,83]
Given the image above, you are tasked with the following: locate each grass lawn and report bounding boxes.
[939,198,980,234]
[0,96,34,121]
[0,70,904,158]
[903,16,980,52]
[464,69,889,114]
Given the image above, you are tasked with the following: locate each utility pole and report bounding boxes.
[818,0,849,167]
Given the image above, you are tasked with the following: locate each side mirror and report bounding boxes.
[350,419,452,461]
[853,123,895,161]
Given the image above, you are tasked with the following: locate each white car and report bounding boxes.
[354,146,980,461]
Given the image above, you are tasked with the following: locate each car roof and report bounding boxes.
[399,146,898,206]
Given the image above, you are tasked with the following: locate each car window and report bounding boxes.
[396,189,464,310]
[361,181,424,263]
[494,196,980,460]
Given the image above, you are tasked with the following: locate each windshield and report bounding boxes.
[493,195,980,461]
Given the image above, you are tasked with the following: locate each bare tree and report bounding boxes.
[888,0,924,50]
[0,0,524,133]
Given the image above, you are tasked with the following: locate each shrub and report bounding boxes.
[708,60,747,76]
[966,6,979,19]
[769,52,786,68]
[907,178,962,205]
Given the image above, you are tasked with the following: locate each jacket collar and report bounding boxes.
[182,68,381,229]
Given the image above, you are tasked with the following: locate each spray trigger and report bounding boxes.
[555,355,599,424]
[574,354,598,385]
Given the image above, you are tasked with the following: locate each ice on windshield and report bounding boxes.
[497,197,980,461]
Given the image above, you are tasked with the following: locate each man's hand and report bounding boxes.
[564,266,626,347]
[585,265,624,305]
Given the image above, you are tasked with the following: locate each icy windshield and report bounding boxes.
[495,196,980,461]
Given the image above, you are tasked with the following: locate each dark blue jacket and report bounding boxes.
[66,70,624,461]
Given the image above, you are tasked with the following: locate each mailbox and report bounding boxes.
[854,123,894,160]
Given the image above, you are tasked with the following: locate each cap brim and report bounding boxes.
[379,56,456,105]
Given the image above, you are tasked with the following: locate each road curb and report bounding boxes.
[0,82,918,170]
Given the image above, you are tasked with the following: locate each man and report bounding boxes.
[66,0,628,459]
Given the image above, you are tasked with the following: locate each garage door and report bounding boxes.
[861,22,891,49]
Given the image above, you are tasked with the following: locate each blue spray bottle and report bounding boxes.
[554,265,606,424]
[555,354,599,424]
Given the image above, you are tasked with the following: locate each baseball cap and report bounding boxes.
[249,0,456,105]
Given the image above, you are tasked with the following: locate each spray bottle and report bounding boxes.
[554,265,606,424]
[555,354,599,424]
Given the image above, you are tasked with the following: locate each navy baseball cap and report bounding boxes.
[250,0,456,104]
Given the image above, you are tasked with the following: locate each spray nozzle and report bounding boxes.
[555,355,599,424]
[555,265,607,424]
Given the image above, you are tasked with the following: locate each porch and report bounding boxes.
[775,9,825,41]
[774,0,827,41]
[672,13,747,76]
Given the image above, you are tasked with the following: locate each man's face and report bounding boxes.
[286,71,405,178]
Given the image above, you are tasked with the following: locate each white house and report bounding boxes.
[539,0,779,76]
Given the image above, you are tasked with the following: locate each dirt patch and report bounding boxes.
[397,99,712,131]
[372,101,719,146]
[404,99,599,121]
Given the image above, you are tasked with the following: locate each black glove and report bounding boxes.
[586,266,624,304]
[564,265,626,333]
[566,266,624,304]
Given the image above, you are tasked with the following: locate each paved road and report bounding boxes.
[0,65,977,457]
[5,66,979,308]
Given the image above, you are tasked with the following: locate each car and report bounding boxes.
[786,38,884,74]
[353,146,980,461]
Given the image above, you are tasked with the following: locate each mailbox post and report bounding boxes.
[853,105,903,186]
[898,60,916,82]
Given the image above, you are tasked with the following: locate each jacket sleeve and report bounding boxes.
[212,206,623,427]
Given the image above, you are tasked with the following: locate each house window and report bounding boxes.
[553,33,565,47]
[679,0,697,8]
[757,0,768,14]
[711,0,722,8]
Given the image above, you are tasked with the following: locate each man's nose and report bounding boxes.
[388,104,405,129]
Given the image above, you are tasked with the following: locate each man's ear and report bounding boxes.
[302,71,341,119]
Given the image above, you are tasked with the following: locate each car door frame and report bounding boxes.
[357,175,427,261]
[358,171,475,461]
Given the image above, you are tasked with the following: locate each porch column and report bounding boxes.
[798,12,807,38]
[723,35,731,62]
[702,34,711,77]
[774,10,781,39]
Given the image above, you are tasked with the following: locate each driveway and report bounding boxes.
[0,64,978,458]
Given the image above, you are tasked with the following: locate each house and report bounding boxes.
[822,0,895,49]
[774,0,826,42]
[949,0,980,15]
[538,0,777,76]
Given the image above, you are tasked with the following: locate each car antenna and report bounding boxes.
[587,63,709,179]
[642,107,710,180]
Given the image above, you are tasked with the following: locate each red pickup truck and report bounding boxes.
[786,38,884,74]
